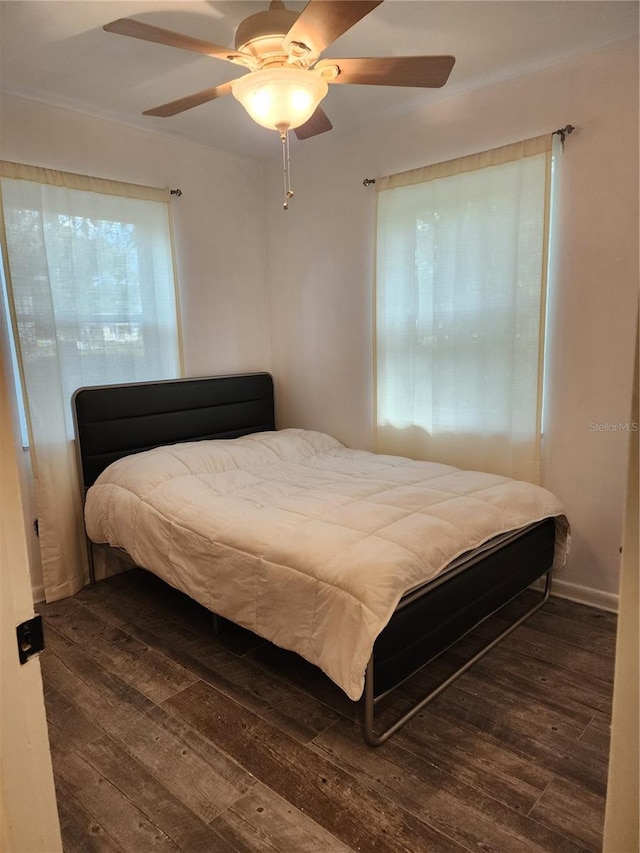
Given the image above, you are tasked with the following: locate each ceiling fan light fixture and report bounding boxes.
[231,68,328,131]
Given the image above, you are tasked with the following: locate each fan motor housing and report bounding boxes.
[235,6,300,62]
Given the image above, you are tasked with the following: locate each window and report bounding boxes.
[375,136,553,482]
[1,175,181,440]
[0,246,29,445]
[0,161,182,601]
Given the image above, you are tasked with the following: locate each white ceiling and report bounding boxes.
[1,1,637,160]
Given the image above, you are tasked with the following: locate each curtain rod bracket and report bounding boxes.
[553,124,574,151]
[363,178,376,187]
[170,188,183,197]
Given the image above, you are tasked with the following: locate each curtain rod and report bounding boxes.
[362,124,575,187]
[1,159,183,200]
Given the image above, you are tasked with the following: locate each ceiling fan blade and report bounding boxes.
[284,1,383,57]
[294,106,333,140]
[103,18,243,62]
[316,55,456,88]
[143,80,236,117]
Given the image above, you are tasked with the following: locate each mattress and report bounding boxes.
[84,428,569,700]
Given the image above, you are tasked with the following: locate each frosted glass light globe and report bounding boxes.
[232,68,328,131]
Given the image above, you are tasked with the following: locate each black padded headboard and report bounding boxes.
[73,372,275,490]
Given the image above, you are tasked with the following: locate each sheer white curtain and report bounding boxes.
[0,161,182,601]
[375,135,553,482]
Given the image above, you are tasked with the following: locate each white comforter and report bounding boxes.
[85,429,569,700]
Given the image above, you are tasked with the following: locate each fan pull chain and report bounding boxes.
[280,128,294,210]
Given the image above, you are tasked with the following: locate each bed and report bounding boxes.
[73,372,569,745]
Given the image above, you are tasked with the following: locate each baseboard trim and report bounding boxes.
[550,578,619,613]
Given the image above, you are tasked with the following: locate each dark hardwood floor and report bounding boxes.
[38,570,617,852]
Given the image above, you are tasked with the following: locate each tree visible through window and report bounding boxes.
[2,179,181,439]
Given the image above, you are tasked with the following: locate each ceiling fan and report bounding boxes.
[104,0,455,139]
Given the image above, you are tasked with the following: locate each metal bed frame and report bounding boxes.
[72,372,558,745]
[363,566,552,746]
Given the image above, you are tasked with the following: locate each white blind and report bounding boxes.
[375,136,552,482]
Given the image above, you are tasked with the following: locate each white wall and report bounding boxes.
[264,42,639,603]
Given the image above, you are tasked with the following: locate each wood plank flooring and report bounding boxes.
[38,570,616,852]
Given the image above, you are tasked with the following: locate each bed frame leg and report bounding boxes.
[363,570,553,747]
[85,536,96,585]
